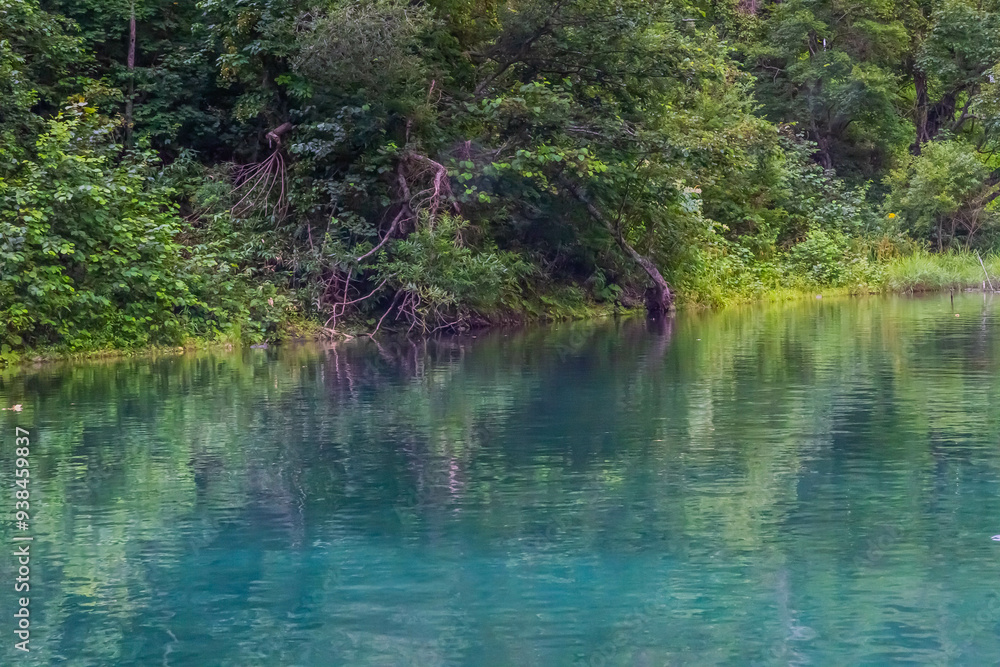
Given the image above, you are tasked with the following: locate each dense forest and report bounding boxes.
[3,0,1000,354]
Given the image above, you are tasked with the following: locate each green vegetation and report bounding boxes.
[4,0,1000,357]
[883,250,1000,292]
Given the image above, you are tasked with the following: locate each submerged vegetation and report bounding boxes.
[4,0,1000,356]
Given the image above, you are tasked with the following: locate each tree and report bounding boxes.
[742,0,911,179]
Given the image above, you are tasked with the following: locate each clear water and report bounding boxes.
[4,294,1000,665]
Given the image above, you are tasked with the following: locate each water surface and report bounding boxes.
[4,294,1000,665]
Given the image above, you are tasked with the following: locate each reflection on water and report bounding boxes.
[4,294,1000,664]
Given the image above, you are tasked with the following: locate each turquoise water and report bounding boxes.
[5,294,1000,664]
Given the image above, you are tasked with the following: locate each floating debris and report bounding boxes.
[992,535,1000,541]
[2,404,22,412]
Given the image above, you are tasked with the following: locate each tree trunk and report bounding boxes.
[913,67,959,154]
[814,134,833,170]
[928,92,957,142]
[560,178,674,316]
[913,68,928,154]
[125,1,136,144]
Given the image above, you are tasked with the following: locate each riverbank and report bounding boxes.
[5,250,1000,371]
[0,298,630,371]
[682,249,1000,308]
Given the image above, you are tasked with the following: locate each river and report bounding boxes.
[3,294,1000,664]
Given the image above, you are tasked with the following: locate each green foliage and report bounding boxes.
[743,0,913,179]
[886,139,997,249]
[8,0,1000,356]
[292,0,432,102]
[377,215,528,329]
[0,103,259,351]
[881,249,1000,292]
[784,229,851,285]
[917,1,1000,94]
[0,0,83,168]
[1,105,193,348]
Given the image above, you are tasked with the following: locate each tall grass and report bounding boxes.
[881,250,1000,292]
[679,247,1000,310]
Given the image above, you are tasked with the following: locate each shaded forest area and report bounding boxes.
[3,0,1000,353]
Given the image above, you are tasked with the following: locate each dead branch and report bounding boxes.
[332,142,465,335]
[355,209,405,263]
[367,290,403,338]
[354,151,460,265]
[402,153,461,225]
[231,124,295,220]
[267,122,294,146]
[324,275,393,328]
[232,149,288,219]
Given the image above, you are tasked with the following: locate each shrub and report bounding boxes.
[886,140,997,250]
[376,215,528,330]
[784,229,849,285]
[0,103,214,350]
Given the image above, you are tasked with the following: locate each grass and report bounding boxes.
[881,250,1000,292]
[675,247,1000,310]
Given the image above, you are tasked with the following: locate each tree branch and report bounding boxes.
[559,176,673,314]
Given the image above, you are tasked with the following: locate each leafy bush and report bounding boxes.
[0,103,215,351]
[783,229,884,288]
[784,229,850,285]
[377,215,528,330]
[886,140,997,250]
